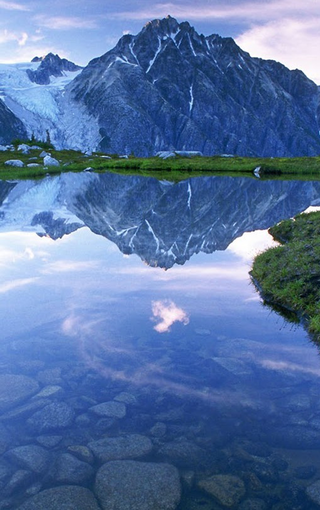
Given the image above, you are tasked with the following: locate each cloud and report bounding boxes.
[34,15,98,30]
[41,260,99,274]
[0,277,39,293]
[236,18,320,84]
[0,29,27,46]
[151,299,189,333]
[108,0,320,23]
[0,1,30,11]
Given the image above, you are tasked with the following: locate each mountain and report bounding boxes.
[26,53,82,85]
[1,173,320,269]
[0,16,320,156]
[68,16,320,157]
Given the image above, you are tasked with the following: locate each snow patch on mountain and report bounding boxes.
[0,62,100,152]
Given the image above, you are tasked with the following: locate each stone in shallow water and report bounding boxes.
[5,470,33,496]
[89,401,126,418]
[16,486,101,510]
[27,402,74,433]
[114,392,137,405]
[306,479,320,505]
[95,460,181,510]
[0,375,39,412]
[52,453,94,485]
[5,445,50,475]
[198,474,246,508]
[88,434,153,462]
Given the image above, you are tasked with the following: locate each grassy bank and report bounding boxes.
[250,211,320,341]
[1,142,320,181]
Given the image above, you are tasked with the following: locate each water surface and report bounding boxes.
[1,174,320,509]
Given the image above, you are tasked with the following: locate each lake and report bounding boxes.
[1,173,320,509]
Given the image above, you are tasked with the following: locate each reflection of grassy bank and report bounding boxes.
[251,212,320,340]
[1,144,320,181]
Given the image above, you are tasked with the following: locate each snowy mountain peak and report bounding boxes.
[26,53,82,85]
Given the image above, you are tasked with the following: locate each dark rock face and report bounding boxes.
[68,15,320,157]
[27,53,82,85]
[0,99,27,144]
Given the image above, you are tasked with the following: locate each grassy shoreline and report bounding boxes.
[250,211,320,341]
[1,143,320,181]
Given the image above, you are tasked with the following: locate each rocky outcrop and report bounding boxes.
[26,53,82,85]
[68,15,320,157]
[0,99,27,145]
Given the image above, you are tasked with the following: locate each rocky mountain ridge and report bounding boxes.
[0,16,320,156]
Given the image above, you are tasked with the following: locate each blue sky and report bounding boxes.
[0,0,319,83]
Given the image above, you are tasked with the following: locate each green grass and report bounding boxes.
[1,143,320,181]
[251,211,320,341]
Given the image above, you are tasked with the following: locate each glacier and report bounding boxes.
[0,62,100,153]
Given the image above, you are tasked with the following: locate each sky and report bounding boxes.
[0,0,319,83]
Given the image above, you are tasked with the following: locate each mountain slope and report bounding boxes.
[68,16,320,157]
[0,98,27,145]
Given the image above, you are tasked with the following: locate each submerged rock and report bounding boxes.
[198,474,246,507]
[88,434,153,463]
[95,460,181,510]
[5,445,50,475]
[306,480,320,505]
[52,453,94,485]
[27,402,74,433]
[16,485,100,510]
[89,401,126,418]
[0,375,39,413]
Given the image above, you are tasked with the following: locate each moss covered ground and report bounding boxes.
[1,141,320,181]
[251,211,320,341]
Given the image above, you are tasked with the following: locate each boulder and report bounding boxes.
[4,159,24,167]
[95,460,181,510]
[5,445,50,474]
[88,434,153,463]
[198,474,246,507]
[27,402,74,433]
[89,401,126,418]
[16,486,100,510]
[0,374,39,412]
[43,155,59,167]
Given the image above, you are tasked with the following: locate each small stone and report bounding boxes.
[36,368,62,385]
[95,460,181,510]
[198,474,246,508]
[26,163,40,168]
[88,434,153,463]
[67,445,94,464]
[17,144,30,154]
[89,401,126,419]
[0,399,50,422]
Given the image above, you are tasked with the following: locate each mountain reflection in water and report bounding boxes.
[1,172,320,268]
[0,174,320,509]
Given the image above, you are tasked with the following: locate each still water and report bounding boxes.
[1,173,320,509]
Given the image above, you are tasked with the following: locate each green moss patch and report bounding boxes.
[251,211,320,341]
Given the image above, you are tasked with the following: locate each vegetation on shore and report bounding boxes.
[1,139,320,181]
[251,211,320,341]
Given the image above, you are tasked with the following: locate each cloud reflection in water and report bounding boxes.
[151,299,189,333]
